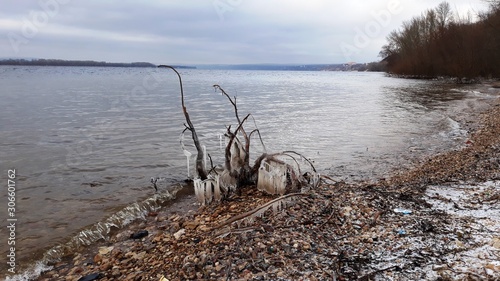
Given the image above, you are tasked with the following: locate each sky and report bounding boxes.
[0,0,491,65]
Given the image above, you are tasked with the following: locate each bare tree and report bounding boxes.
[159,66,319,204]
[380,0,500,79]
[435,1,453,32]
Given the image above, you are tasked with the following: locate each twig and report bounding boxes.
[369,210,385,228]
[321,174,336,183]
[357,265,400,280]
[225,251,233,281]
[282,150,317,172]
[215,193,308,228]
[319,203,336,228]
[207,153,218,175]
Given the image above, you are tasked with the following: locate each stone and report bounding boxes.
[98,246,114,255]
[174,229,186,240]
[93,254,102,264]
[491,237,500,249]
[99,262,112,271]
[76,273,102,281]
[184,221,199,230]
[130,230,148,240]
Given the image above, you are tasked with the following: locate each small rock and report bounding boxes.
[77,273,102,281]
[68,266,83,276]
[174,229,186,240]
[491,237,500,249]
[130,230,148,240]
[432,264,447,271]
[147,211,158,217]
[132,251,146,260]
[152,234,163,243]
[99,262,112,271]
[184,221,199,230]
[198,225,210,232]
[111,248,123,259]
[93,254,102,264]
[98,246,114,255]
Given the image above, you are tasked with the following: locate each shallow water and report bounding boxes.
[0,66,493,278]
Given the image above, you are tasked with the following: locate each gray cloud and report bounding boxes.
[0,0,490,64]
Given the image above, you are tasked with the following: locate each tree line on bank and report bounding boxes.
[0,58,156,67]
[380,1,500,80]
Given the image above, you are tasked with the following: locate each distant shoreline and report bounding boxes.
[0,59,388,72]
[0,59,196,69]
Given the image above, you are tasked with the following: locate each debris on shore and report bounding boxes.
[36,97,500,281]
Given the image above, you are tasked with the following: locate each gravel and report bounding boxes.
[37,87,500,281]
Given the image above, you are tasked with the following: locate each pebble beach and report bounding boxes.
[32,83,500,281]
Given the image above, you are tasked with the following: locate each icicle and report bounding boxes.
[219,133,227,151]
[205,179,212,204]
[194,178,205,205]
[213,175,221,201]
[219,169,236,193]
[238,140,246,164]
[257,161,269,193]
[180,132,193,178]
[184,150,192,178]
[311,172,320,188]
[202,145,207,171]
[230,141,241,173]
[257,160,287,195]
[193,175,221,205]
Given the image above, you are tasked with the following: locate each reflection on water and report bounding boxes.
[0,66,490,276]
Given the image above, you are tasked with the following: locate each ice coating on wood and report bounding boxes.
[180,131,193,178]
[219,169,236,193]
[194,175,221,205]
[229,137,246,174]
[257,159,287,195]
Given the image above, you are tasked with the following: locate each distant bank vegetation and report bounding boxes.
[0,58,156,67]
[0,58,197,69]
[379,1,500,80]
[0,59,383,72]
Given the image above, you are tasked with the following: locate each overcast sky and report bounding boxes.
[0,0,491,65]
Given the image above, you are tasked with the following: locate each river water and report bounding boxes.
[0,66,494,278]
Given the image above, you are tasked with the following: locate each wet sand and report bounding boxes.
[32,83,500,281]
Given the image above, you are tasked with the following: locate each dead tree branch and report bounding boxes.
[157,70,319,203]
[158,65,207,180]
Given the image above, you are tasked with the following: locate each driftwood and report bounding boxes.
[158,65,207,180]
[159,66,319,204]
[215,193,308,228]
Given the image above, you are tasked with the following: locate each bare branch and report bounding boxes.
[158,65,207,180]
[282,150,317,173]
[213,84,240,123]
[214,85,251,162]
[249,129,267,153]
[207,153,218,175]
